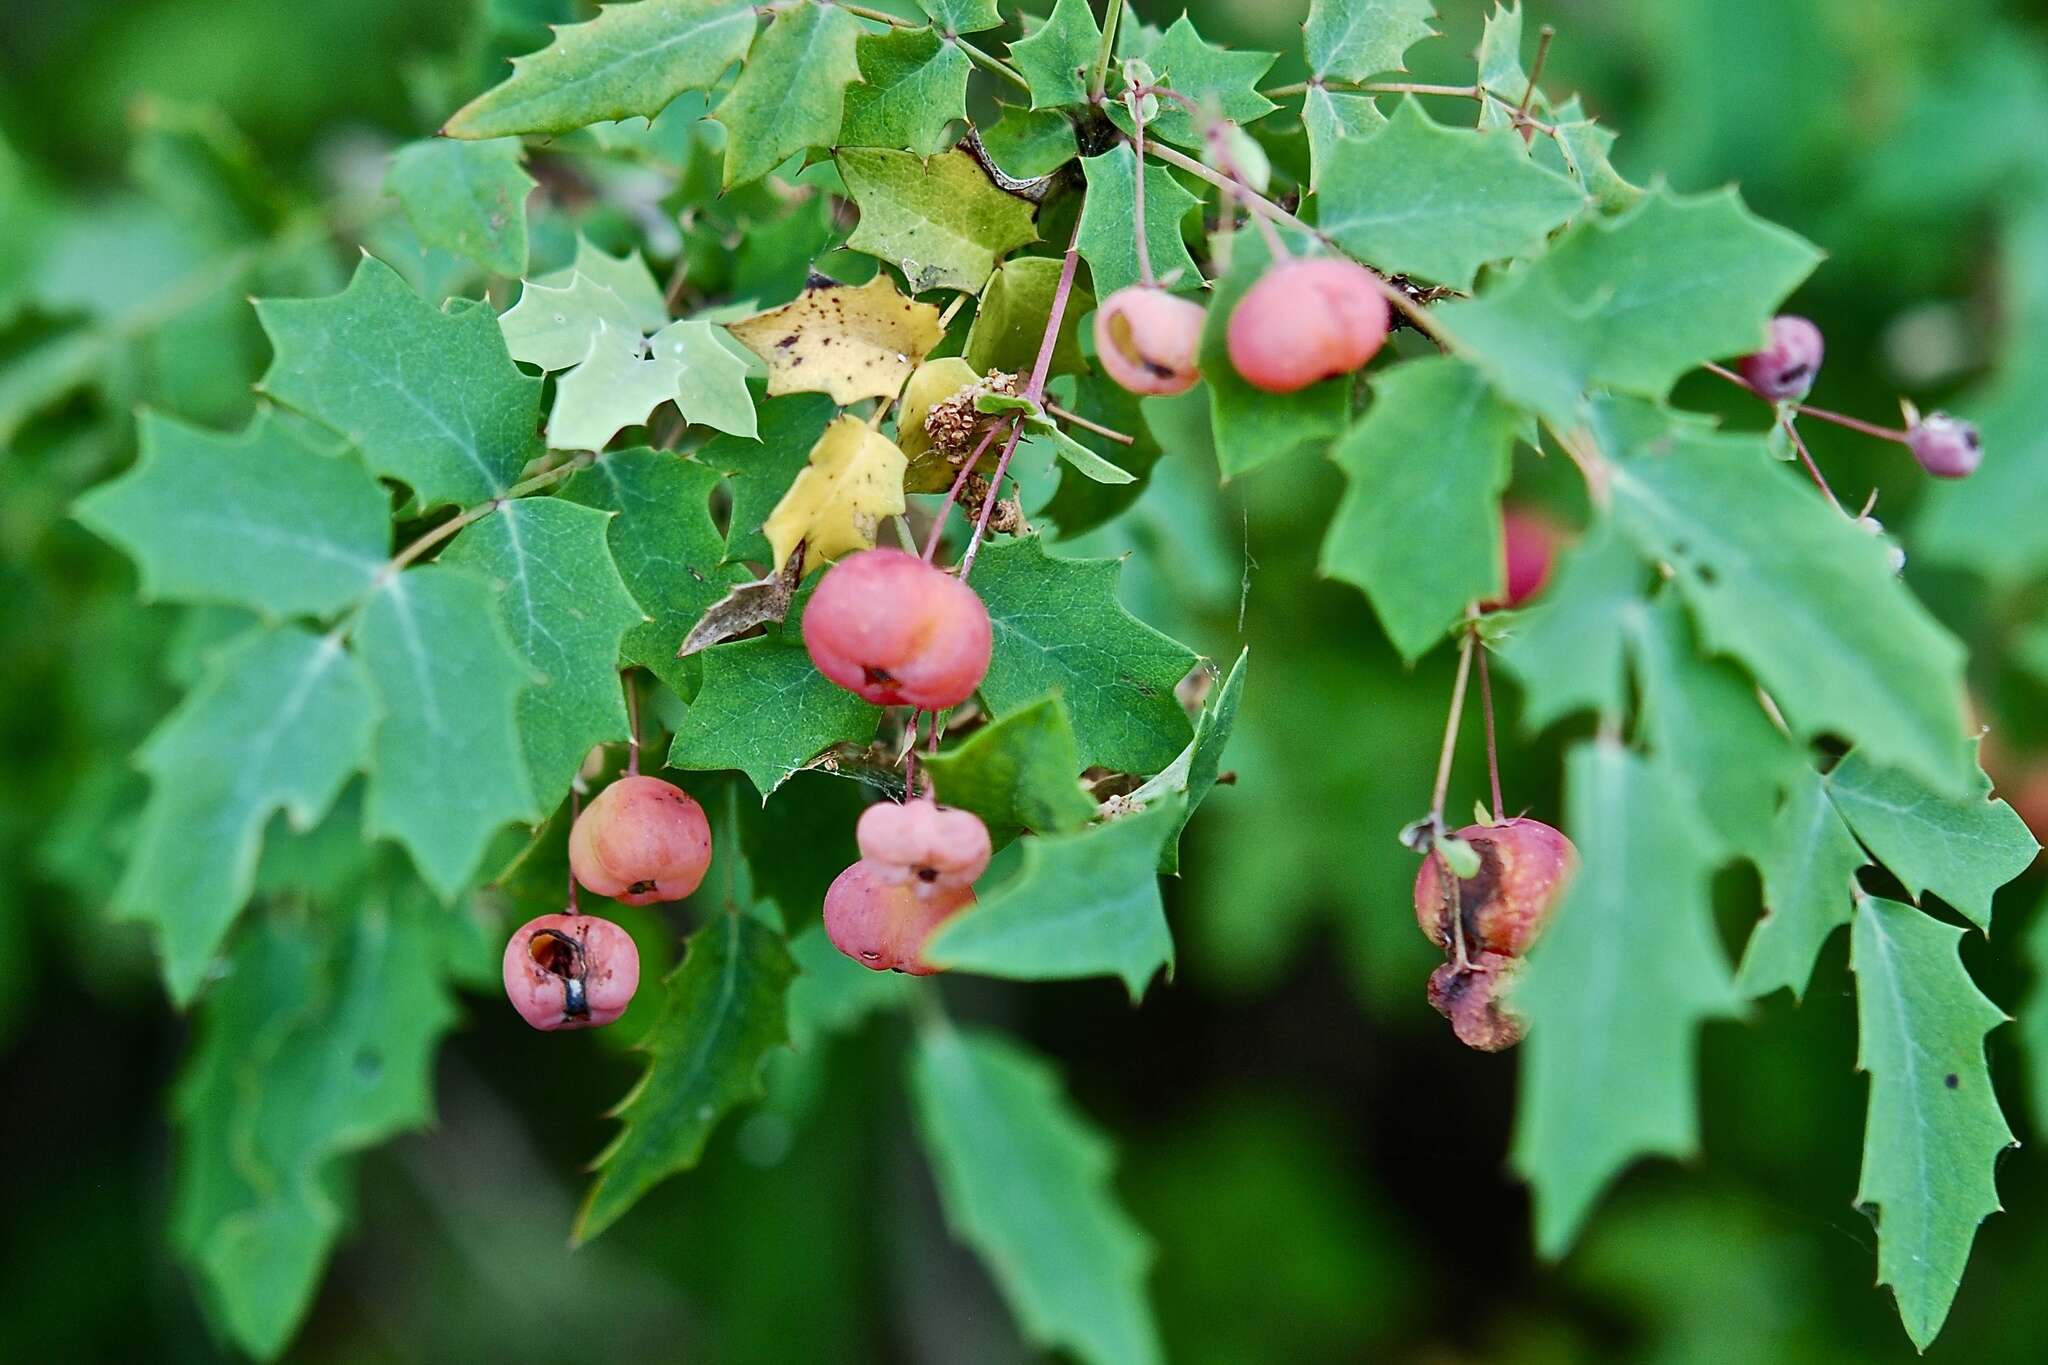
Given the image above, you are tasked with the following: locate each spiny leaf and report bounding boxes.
[924,693,1097,838]
[1008,0,1101,111]
[910,1028,1162,1365]
[668,636,882,797]
[1303,0,1437,82]
[500,270,646,372]
[841,26,972,155]
[116,627,378,1005]
[761,415,908,573]
[443,0,758,139]
[1198,230,1348,479]
[257,254,542,510]
[1851,897,2014,1351]
[973,535,1199,774]
[838,147,1040,295]
[1077,143,1203,297]
[1492,521,1646,731]
[966,254,1093,377]
[1735,764,1867,1001]
[385,137,533,276]
[915,0,1000,35]
[1321,357,1518,660]
[576,910,797,1243]
[726,273,946,405]
[978,103,1080,180]
[75,408,388,621]
[713,1,862,189]
[1128,646,1247,875]
[1302,87,1384,194]
[534,235,670,332]
[1113,15,1276,149]
[785,925,915,1049]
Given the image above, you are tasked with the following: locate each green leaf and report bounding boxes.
[978,104,1081,180]
[915,0,1000,35]
[1608,425,1975,796]
[1199,230,1349,478]
[1128,646,1247,874]
[1302,87,1384,195]
[385,137,534,277]
[973,536,1198,774]
[1303,0,1437,82]
[1734,764,1867,1001]
[668,636,883,797]
[500,270,646,372]
[1317,99,1584,290]
[1116,15,1276,149]
[713,2,862,189]
[75,409,388,621]
[912,1028,1160,1365]
[842,26,972,155]
[715,388,841,564]
[355,565,540,898]
[1850,897,2014,1351]
[838,148,1040,295]
[1439,188,1820,423]
[1547,96,1640,214]
[1473,0,1529,121]
[440,498,643,809]
[1321,357,1517,660]
[116,627,378,1004]
[1826,748,2039,933]
[785,925,916,1049]
[924,693,1097,837]
[535,235,671,332]
[1008,0,1101,110]
[1513,742,1739,1257]
[964,255,1092,377]
[173,887,462,1359]
[1077,144,1203,296]
[443,0,758,139]
[257,255,542,511]
[576,910,797,1243]
[1026,412,1135,484]
[1492,522,1647,731]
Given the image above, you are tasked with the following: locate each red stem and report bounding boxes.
[1780,412,1846,515]
[1703,360,1912,444]
[958,419,1027,579]
[1477,639,1504,823]
[923,421,1003,562]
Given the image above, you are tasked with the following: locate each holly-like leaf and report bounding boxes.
[1492,522,1645,731]
[1609,426,1976,796]
[1547,96,1640,214]
[785,924,916,1049]
[1317,99,1584,290]
[257,255,542,510]
[841,26,972,155]
[915,0,1000,34]
[1850,897,2014,1351]
[355,565,540,898]
[1304,0,1437,82]
[500,270,646,372]
[1008,0,1101,110]
[1513,742,1739,1257]
[116,627,378,1004]
[838,148,1040,295]
[1735,764,1867,1001]
[76,409,389,621]
[978,104,1081,180]
[1321,357,1518,660]
[762,415,908,573]
[1128,646,1247,874]
[924,693,1097,837]
[1198,231,1348,478]
[716,388,841,563]
[1439,188,1821,423]
[965,255,1093,377]
[910,1027,1162,1365]
[1302,87,1384,194]
[1473,0,1529,125]
[1116,15,1276,149]
[973,536,1198,774]
[668,636,882,797]
[385,137,533,277]
[535,235,670,332]
[1826,748,2038,932]
[443,0,758,139]
[576,910,797,1243]
[726,273,946,404]
[1076,144,1203,297]
[712,1,862,189]
[440,498,643,809]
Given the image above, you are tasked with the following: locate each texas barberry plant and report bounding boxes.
[23,0,2046,1359]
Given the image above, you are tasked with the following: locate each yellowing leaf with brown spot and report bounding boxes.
[764,416,909,572]
[725,275,946,405]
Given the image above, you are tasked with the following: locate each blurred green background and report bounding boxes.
[7,0,2048,1360]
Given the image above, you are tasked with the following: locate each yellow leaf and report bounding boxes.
[725,275,946,405]
[763,415,909,572]
[897,356,980,463]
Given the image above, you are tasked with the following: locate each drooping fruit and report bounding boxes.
[802,547,993,709]
[503,913,641,1030]
[1094,285,1205,395]
[823,858,976,974]
[1413,816,1577,958]
[1738,314,1825,401]
[857,798,992,892]
[1226,256,1389,394]
[569,775,712,906]
[1427,952,1525,1052]
[1907,411,1982,479]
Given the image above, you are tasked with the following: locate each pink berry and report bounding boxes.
[1738,314,1824,401]
[1489,509,1556,610]
[1414,817,1577,958]
[856,798,992,891]
[822,858,976,974]
[802,547,992,709]
[1226,256,1389,394]
[503,913,641,1030]
[1427,951,1525,1051]
[1907,412,1982,479]
[568,775,712,906]
[1093,286,1205,395]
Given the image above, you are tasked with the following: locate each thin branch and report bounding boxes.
[1703,360,1913,442]
[1476,628,1504,823]
[1126,89,1155,287]
[1047,402,1135,444]
[1515,26,1555,144]
[1431,627,1478,821]
[1780,412,1847,516]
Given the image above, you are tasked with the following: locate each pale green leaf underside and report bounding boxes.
[1303,86,1384,194]
[1735,764,1866,1001]
[1304,0,1437,81]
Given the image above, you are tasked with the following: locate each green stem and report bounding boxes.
[1088,0,1126,101]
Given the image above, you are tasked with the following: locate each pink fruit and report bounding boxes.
[1427,952,1525,1052]
[1490,509,1556,610]
[503,913,641,1030]
[1907,412,1982,479]
[1414,817,1577,958]
[1226,256,1389,394]
[569,775,712,906]
[802,547,993,709]
[1093,286,1205,395]
[1738,314,1824,401]
[823,858,976,974]
[857,798,992,891]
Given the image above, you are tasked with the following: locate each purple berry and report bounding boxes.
[1907,412,1982,479]
[1739,315,1825,401]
